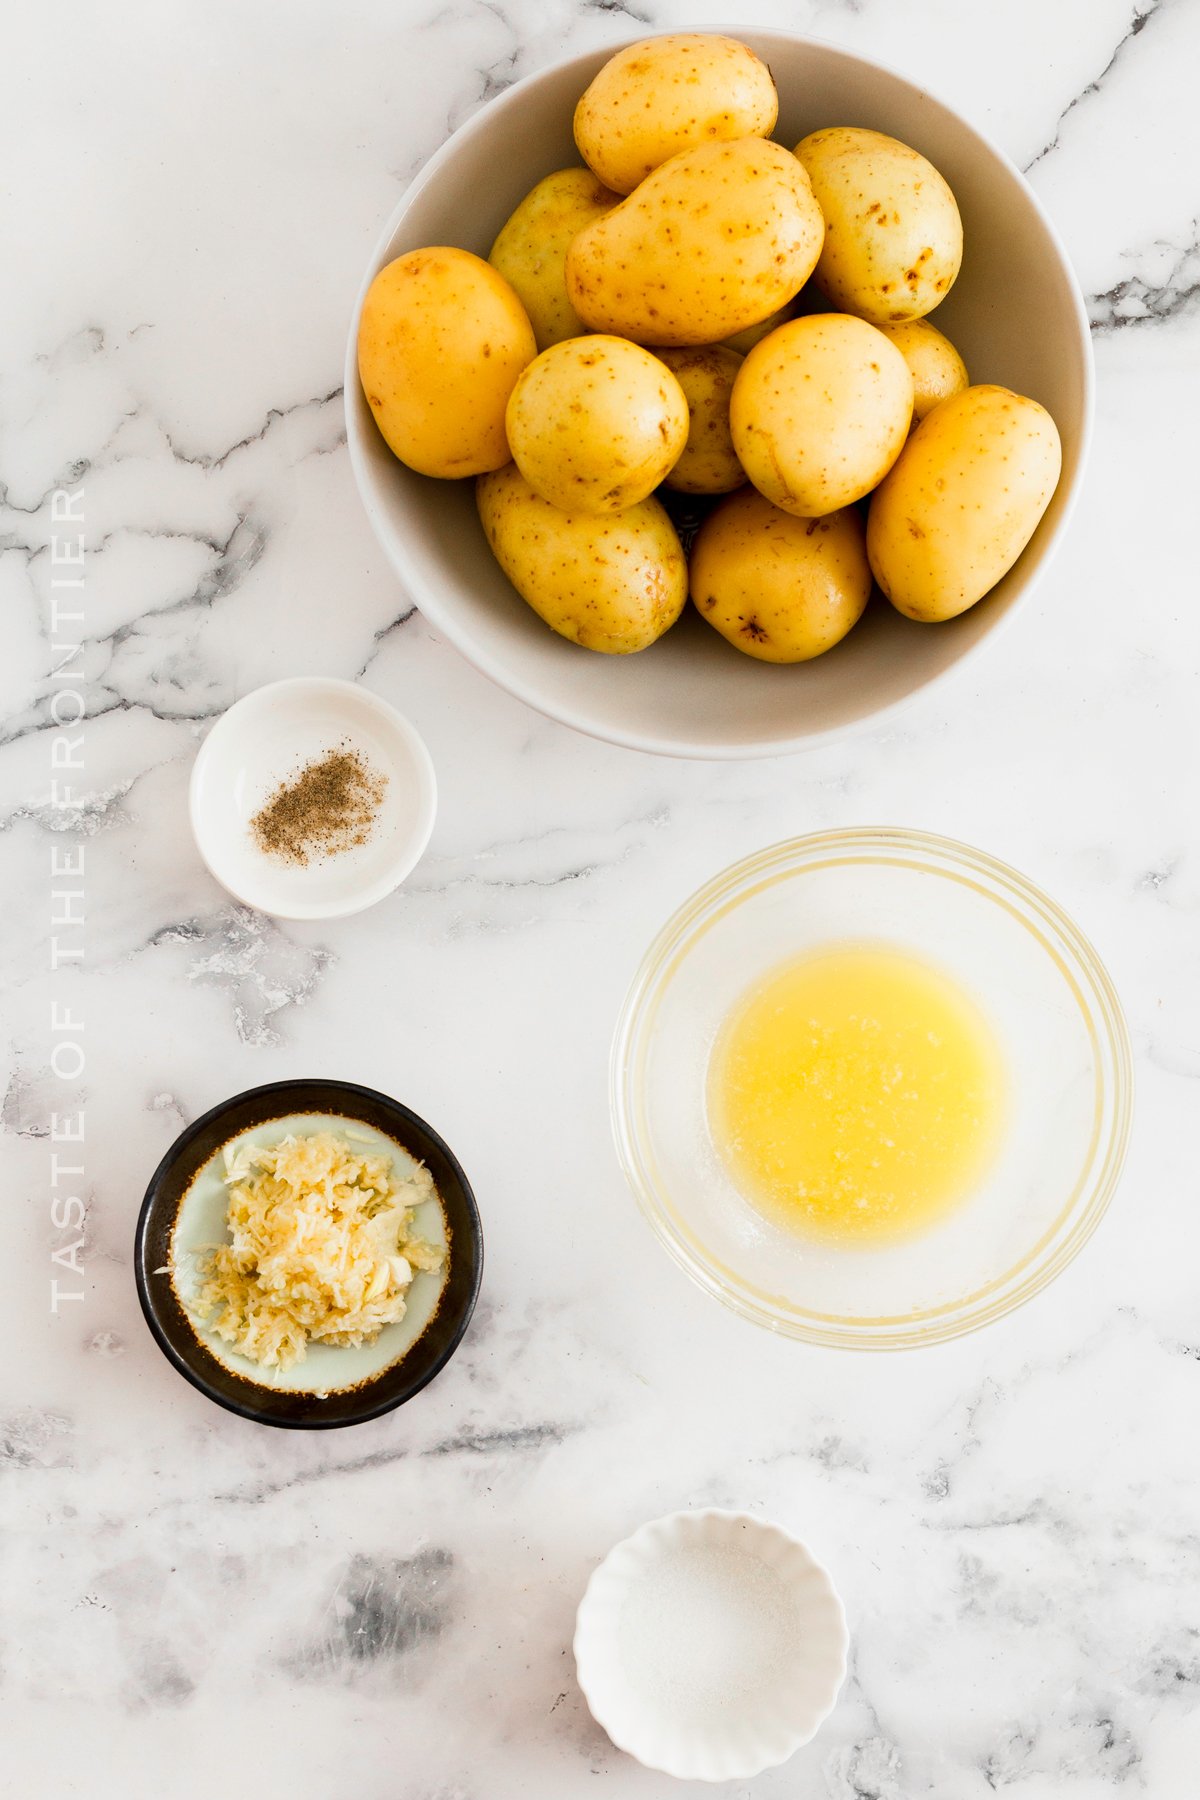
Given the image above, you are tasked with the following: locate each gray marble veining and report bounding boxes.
[3,0,1200,1795]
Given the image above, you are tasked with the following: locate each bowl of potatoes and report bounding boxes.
[346,29,1091,758]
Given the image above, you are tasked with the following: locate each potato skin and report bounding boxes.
[657,347,746,495]
[488,168,620,352]
[730,313,913,516]
[690,488,871,662]
[505,336,689,514]
[574,34,778,195]
[867,385,1062,622]
[358,248,535,477]
[795,127,963,325]
[721,279,831,352]
[722,301,796,357]
[878,319,969,422]
[477,464,687,653]
[566,138,824,348]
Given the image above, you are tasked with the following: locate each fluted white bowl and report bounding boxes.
[573,1508,848,1781]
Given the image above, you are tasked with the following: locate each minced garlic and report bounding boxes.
[195,1130,444,1372]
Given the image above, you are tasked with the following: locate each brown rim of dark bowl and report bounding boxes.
[134,1078,483,1429]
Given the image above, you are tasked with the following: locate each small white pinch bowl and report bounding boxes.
[189,677,436,921]
[574,1508,848,1782]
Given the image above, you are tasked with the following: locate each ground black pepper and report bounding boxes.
[250,745,387,865]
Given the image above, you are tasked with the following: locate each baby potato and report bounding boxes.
[730,313,913,516]
[477,464,687,653]
[358,247,535,477]
[566,138,823,348]
[488,167,620,352]
[657,347,746,495]
[506,336,688,514]
[722,281,832,352]
[878,319,969,423]
[722,301,796,356]
[574,34,778,194]
[690,487,870,662]
[795,127,963,324]
[867,384,1062,621]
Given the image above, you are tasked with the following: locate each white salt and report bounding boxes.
[617,1541,804,1726]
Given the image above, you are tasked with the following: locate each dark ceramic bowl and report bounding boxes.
[134,1079,483,1428]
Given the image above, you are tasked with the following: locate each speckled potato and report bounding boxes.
[477,464,687,653]
[357,248,535,477]
[730,313,913,516]
[566,138,824,348]
[488,168,620,352]
[722,280,835,352]
[573,34,778,194]
[690,488,871,662]
[505,336,689,514]
[656,347,746,495]
[722,301,796,357]
[795,127,963,325]
[878,319,969,423]
[867,385,1062,621]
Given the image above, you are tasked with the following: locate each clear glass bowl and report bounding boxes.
[611,830,1132,1350]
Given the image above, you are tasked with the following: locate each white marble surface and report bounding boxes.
[3,2,1199,1794]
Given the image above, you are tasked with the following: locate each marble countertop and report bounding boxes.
[4,1,1199,1794]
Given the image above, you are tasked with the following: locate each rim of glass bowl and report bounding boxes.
[610,827,1133,1350]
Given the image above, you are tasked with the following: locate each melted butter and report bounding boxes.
[708,943,1005,1246]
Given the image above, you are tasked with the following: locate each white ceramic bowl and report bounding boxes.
[346,29,1092,759]
[574,1509,848,1781]
[189,677,436,920]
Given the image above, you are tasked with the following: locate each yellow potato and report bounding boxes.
[878,319,969,422]
[722,280,832,352]
[656,347,746,495]
[488,168,620,352]
[505,336,688,514]
[358,248,535,477]
[722,302,795,356]
[574,34,778,194]
[795,127,963,324]
[477,464,687,653]
[566,138,823,348]
[723,277,845,351]
[730,314,913,516]
[867,385,1062,621]
[690,488,870,662]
